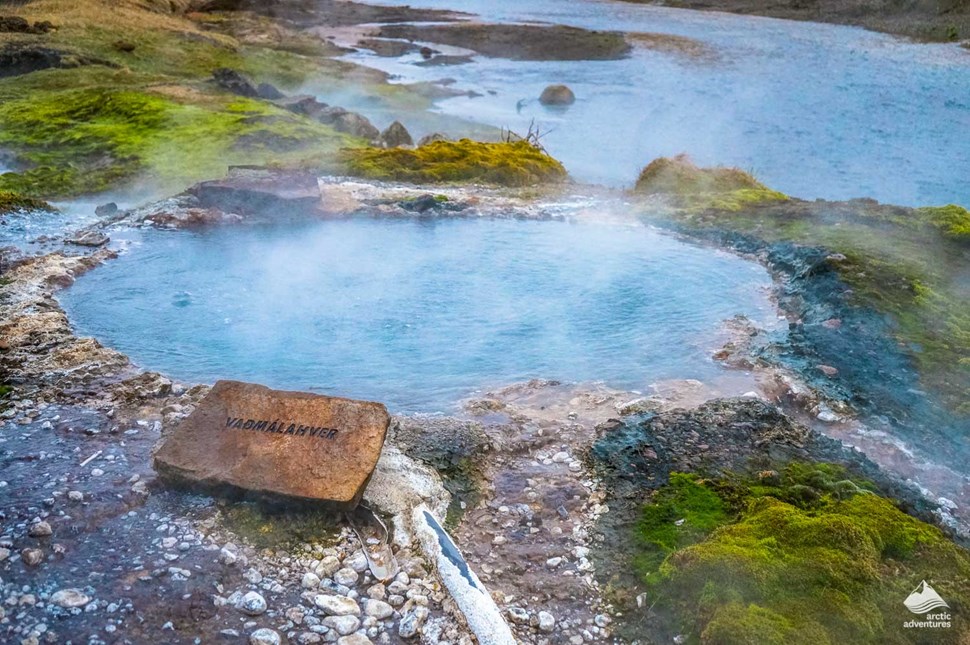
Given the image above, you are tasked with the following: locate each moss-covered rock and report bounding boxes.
[338,139,568,187]
[917,204,970,242]
[0,85,358,198]
[0,190,53,213]
[634,154,788,210]
[632,466,970,644]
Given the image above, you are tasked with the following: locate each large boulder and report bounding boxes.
[539,84,576,106]
[332,111,380,140]
[276,95,329,119]
[379,121,413,148]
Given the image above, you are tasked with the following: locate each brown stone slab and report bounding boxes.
[153,380,390,507]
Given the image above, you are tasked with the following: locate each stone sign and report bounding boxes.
[153,380,390,507]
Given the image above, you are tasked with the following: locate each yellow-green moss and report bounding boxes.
[0,0,450,198]
[0,85,359,198]
[339,139,568,187]
[0,190,53,214]
[635,467,970,644]
[634,155,788,211]
[917,204,970,242]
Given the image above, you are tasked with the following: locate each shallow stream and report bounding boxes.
[345,0,970,206]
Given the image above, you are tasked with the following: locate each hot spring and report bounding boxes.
[60,217,777,411]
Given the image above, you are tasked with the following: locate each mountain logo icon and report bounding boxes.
[904,581,950,614]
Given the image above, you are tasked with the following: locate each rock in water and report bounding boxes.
[50,589,91,608]
[379,121,414,148]
[539,84,576,106]
[153,380,390,507]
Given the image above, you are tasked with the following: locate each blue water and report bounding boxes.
[60,218,775,411]
[344,0,970,206]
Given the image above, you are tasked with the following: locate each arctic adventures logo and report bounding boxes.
[903,581,952,630]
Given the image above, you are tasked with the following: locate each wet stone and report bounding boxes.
[249,628,281,645]
[153,381,390,506]
[50,588,91,608]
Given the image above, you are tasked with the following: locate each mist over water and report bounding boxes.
[60,218,776,411]
[346,0,970,206]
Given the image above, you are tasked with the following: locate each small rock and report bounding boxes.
[67,490,84,502]
[21,548,44,566]
[344,550,369,573]
[28,521,52,538]
[238,591,267,616]
[249,628,281,645]
[537,610,556,632]
[816,364,839,377]
[50,589,91,608]
[66,230,110,247]
[302,572,321,589]
[539,84,576,106]
[323,614,361,635]
[398,609,426,638]
[314,555,341,577]
[333,567,359,586]
[364,599,393,620]
[507,607,530,624]
[315,594,361,616]
[366,583,386,600]
[337,635,374,645]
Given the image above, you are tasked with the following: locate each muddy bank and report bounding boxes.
[646,209,970,476]
[619,0,970,42]
[375,23,632,61]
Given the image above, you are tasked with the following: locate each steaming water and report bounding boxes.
[345,0,970,206]
[60,218,776,411]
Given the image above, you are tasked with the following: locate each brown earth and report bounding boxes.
[620,0,970,42]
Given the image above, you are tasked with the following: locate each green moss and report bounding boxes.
[0,85,359,198]
[637,162,970,417]
[917,204,970,242]
[339,139,568,187]
[633,466,970,644]
[0,190,53,214]
[0,385,12,398]
[634,473,729,581]
[220,501,342,550]
[634,155,788,211]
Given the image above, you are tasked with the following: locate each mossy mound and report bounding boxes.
[632,465,970,644]
[338,139,568,187]
[634,154,788,210]
[0,190,53,214]
[917,204,970,243]
[0,85,358,198]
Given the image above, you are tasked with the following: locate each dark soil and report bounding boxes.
[198,0,464,28]
[620,0,970,42]
[376,23,632,61]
